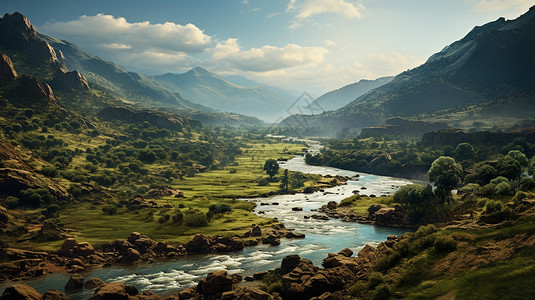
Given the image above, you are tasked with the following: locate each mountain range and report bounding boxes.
[151,68,289,121]
[0,12,297,124]
[309,76,393,112]
[282,6,535,136]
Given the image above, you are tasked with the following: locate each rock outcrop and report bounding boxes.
[51,69,89,91]
[98,106,199,131]
[0,12,66,68]
[17,75,58,106]
[185,233,244,254]
[0,53,17,84]
[0,168,70,200]
[1,284,43,300]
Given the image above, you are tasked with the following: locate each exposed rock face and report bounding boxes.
[360,117,449,139]
[104,232,186,262]
[221,287,274,300]
[98,106,199,131]
[422,128,535,146]
[51,70,89,91]
[1,284,43,300]
[18,75,58,106]
[369,206,405,226]
[0,53,17,84]
[0,12,66,69]
[0,168,70,200]
[184,233,244,254]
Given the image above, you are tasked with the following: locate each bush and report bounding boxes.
[519,177,535,191]
[491,176,509,185]
[366,272,384,290]
[485,200,503,214]
[184,212,208,227]
[46,204,60,215]
[434,235,457,252]
[172,210,184,224]
[513,191,529,202]
[258,178,269,186]
[4,196,19,209]
[494,182,511,195]
[373,284,391,300]
[102,205,118,215]
[209,204,232,214]
[41,166,58,177]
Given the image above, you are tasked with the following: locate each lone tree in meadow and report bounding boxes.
[428,156,462,202]
[264,159,279,179]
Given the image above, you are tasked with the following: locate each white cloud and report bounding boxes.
[324,39,337,46]
[287,0,364,19]
[42,14,212,54]
[211,39,328,72]
[472,0,533,13]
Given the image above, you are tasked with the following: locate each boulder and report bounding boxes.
[221,287,273,300]
[368,204,386,217]
[251,225,262,237]
[64,273,84,290]
[58,238,95,257]
[1,284,42,300]
[262,235,280,246]
[338,248,353,258]
[122,248,141,263]
[292,207,303,211]
[326,201,338,210]
[185,234,213,253]
[0,53,17,85]
[91,282,131,300]
[85,278,106,290]
[281,254,303,274]
[42,290,69,300]
[196,270,234,298]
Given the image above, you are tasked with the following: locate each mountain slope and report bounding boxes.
[283,6,535,135]
[152,67,289,121]
[310,76,393,111]
[40,35,209,111]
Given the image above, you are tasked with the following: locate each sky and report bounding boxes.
[1,0,533,96]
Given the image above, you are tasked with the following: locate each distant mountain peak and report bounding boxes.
[188,67,213,76]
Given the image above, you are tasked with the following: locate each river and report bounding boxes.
[1,141,412,299]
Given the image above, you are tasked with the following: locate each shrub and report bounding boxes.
[184,212,208,227]
[519,177,535,191]
[485,200,503,214]
[46,204,61,215]
[4,196,19,209]
[102,205,118,215]
[158,215,168,223]
[172,210,184,224]
[209,204,232,214]
[366,272,384,290]
[258,178,269,186]
[494,182,511,195]
[41,166,58,177]
[434,235,457,252]
[491,176,509,185]
[513,191,529,202]
[459,183,480,195]
[373,284,391,300]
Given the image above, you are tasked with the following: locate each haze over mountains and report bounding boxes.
[283,6,535,136]
[151,68,289,121]
[310,76,393,112]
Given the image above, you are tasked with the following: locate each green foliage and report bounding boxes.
[519,177,535,191]
[497,156,522,181]
[263,159,279,179]
[394,184,435,224]
[485,200,503,214]
[258,178,269,186]
[507,150,528,167]
[184,210,208,227]
[102,205,118,215]
[339,194,360,206]
[434,236,457,252]
[279,169,289,191]
[494,182,511,195]
[4,196,20,209]
[454,143,475,161]
[428,156,462,202]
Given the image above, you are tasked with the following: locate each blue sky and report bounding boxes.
[1,0,533,95]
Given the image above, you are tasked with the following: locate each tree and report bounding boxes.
[263,159,279,179]
[497,156,522,180]
[428,156,462,202]
[454,143,474,161]
[506,150,528,167]
[280,169,289,191]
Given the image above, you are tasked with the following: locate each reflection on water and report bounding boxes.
[1,145,412,299]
